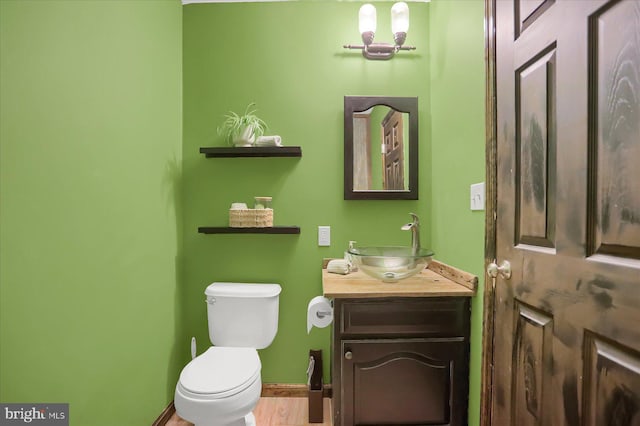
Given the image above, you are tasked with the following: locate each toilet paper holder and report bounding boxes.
[307,296,333,335]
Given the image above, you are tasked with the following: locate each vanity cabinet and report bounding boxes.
[332,297,471,426]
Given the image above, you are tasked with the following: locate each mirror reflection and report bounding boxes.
[344,96,418,200]
[353,106,410,191]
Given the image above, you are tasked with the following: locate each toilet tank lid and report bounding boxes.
[205,282,282,298]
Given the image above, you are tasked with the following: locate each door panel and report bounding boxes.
[492,1,640,425]
[588,0,640,259]
[582,332,640,426]
[512,301,553,426]
[516,46,556,248]
[515,0,554,37]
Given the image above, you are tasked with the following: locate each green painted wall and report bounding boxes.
[1,0,486,423]
[0,1,183,424]
[182,1,431,384]
[429,1,486,425]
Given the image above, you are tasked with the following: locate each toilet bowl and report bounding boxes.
[175,347,262,426]
[174,282,281,426]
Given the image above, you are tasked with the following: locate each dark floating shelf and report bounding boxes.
[198,226,301,234]
[200,146,302,158]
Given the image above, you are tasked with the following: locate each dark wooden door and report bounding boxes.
[382,110,404,190]
[492,1,640,425]
[341,339,468,426]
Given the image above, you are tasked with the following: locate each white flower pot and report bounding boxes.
[232,125,255,147]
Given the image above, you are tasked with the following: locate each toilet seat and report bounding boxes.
[178,346,261,399]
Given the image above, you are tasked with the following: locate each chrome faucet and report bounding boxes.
[401,213,420,254]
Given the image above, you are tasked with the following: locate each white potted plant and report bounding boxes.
[217,103,267,147]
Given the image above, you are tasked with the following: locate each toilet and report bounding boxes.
[174,282,282,426]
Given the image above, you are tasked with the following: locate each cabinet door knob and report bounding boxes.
[344,351,353,360]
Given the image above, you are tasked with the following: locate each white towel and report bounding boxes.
[255,135,282,146]
[327,259,350,275]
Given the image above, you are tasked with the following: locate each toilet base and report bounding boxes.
[176,374,261,426]
[195,412,255,426]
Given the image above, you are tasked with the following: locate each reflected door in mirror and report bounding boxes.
[352,106,409,191]
[344,96,418,200]
[382,109,406,190]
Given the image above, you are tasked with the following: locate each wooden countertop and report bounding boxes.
[322,259,477,299]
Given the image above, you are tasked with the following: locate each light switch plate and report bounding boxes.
[470,182,485,211]
[318,226,331,246]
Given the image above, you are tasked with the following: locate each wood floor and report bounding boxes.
[165,397,332,426]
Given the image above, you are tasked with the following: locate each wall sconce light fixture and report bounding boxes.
[344,2,416,60]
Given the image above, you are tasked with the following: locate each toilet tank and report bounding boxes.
[205,282,281,349]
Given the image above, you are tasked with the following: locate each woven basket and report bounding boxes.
[255,209,273,227]
[229,209,273,228]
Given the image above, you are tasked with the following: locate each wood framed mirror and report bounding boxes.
[344,96,418,200]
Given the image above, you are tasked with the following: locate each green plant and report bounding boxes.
[217,102,267,145]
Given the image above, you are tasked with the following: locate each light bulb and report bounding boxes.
[359,3,377,35]
[391,2,410,34]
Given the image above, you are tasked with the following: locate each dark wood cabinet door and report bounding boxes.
[341,338,468,426]
[492,1,640,424]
